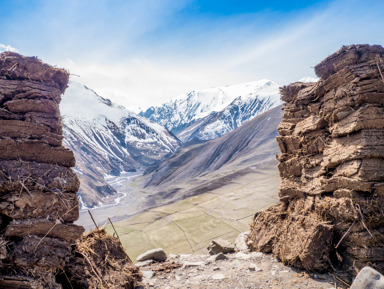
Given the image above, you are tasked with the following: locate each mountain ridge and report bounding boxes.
[140,79,282,142]
[141,105,283,207]
[61,81,181,207]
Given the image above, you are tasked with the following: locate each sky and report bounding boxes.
[1,0,384,110]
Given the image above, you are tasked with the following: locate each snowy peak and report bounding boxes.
[60,80,181,208]
[298,76,319,83]
[140,79,282,142]
[61,81,179,156]
[61,81,133,123]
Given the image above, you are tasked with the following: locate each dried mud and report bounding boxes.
[248,44,384,275]
[0,52,141,288]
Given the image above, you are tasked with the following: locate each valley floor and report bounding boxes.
[102,162,280,262]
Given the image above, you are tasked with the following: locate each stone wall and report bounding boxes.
[248,44,384,273]
[0,52,84,288]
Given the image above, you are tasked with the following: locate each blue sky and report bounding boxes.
[1,0,384,109]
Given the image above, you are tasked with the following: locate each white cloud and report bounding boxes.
[4,0,384,111]
[59,0,384,110]
[66,58,75,65]
[0,44,18,53]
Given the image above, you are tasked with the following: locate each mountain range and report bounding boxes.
[141,105,282,207]
[61,81,180,207]
[140,79,281,142]
[61,79,286,208]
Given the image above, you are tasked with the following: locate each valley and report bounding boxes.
[62,78,282,210]
[80,160,279,261]
[67,77,284,262]
[3,2,384,287]
[75,98,283,260]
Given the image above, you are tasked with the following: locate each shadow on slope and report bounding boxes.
[142,105,282,207]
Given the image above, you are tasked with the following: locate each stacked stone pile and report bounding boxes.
[248,44,384,273]
[0,52,84,288]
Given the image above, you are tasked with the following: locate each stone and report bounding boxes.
[182,261,205,268]
[212,273,225,280]
[250,252,264,259]
[141,270,155,280]
[233,252,251,260]
[248,264,262,272]
[135,260,154,267]
[350,267,384,289]
[207,238,235,255]
[235,231,250,252]
[136,248,167,262]
[179,254,191,260]
[207,252,228,264]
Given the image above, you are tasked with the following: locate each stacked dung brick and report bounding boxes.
[0,52,84,288]
[248,44,384,273]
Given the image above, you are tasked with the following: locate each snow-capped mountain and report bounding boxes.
[298,76,319,83]
[61,81,181,207]
[140,79,282,142]
[144,106,282,205]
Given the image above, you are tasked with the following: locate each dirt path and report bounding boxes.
[135,251,349,289]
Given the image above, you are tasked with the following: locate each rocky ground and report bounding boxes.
[135,251,349,289]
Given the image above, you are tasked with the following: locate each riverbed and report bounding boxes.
[76,171,148,229]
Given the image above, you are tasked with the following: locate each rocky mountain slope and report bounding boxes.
[61,81,181,208]
[141,105,282,206]
[140,79,281,142]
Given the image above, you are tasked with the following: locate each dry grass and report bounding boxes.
[62,228,142,289]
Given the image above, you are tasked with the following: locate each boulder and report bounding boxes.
[350,267,384,289]
[182,261,205,268]
[137,248,167,262]
[207,238,235,255]
[207,252,228,263]
[235,231,250,252]
[212,273,225,280]
[248,263,262,272]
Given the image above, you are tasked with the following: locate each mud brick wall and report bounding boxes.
[0,52,84,288]
[248,44,384,273]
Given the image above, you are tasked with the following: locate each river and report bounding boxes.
[76,171,148,229]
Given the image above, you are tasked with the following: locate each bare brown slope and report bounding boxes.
[145,105,282,190]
